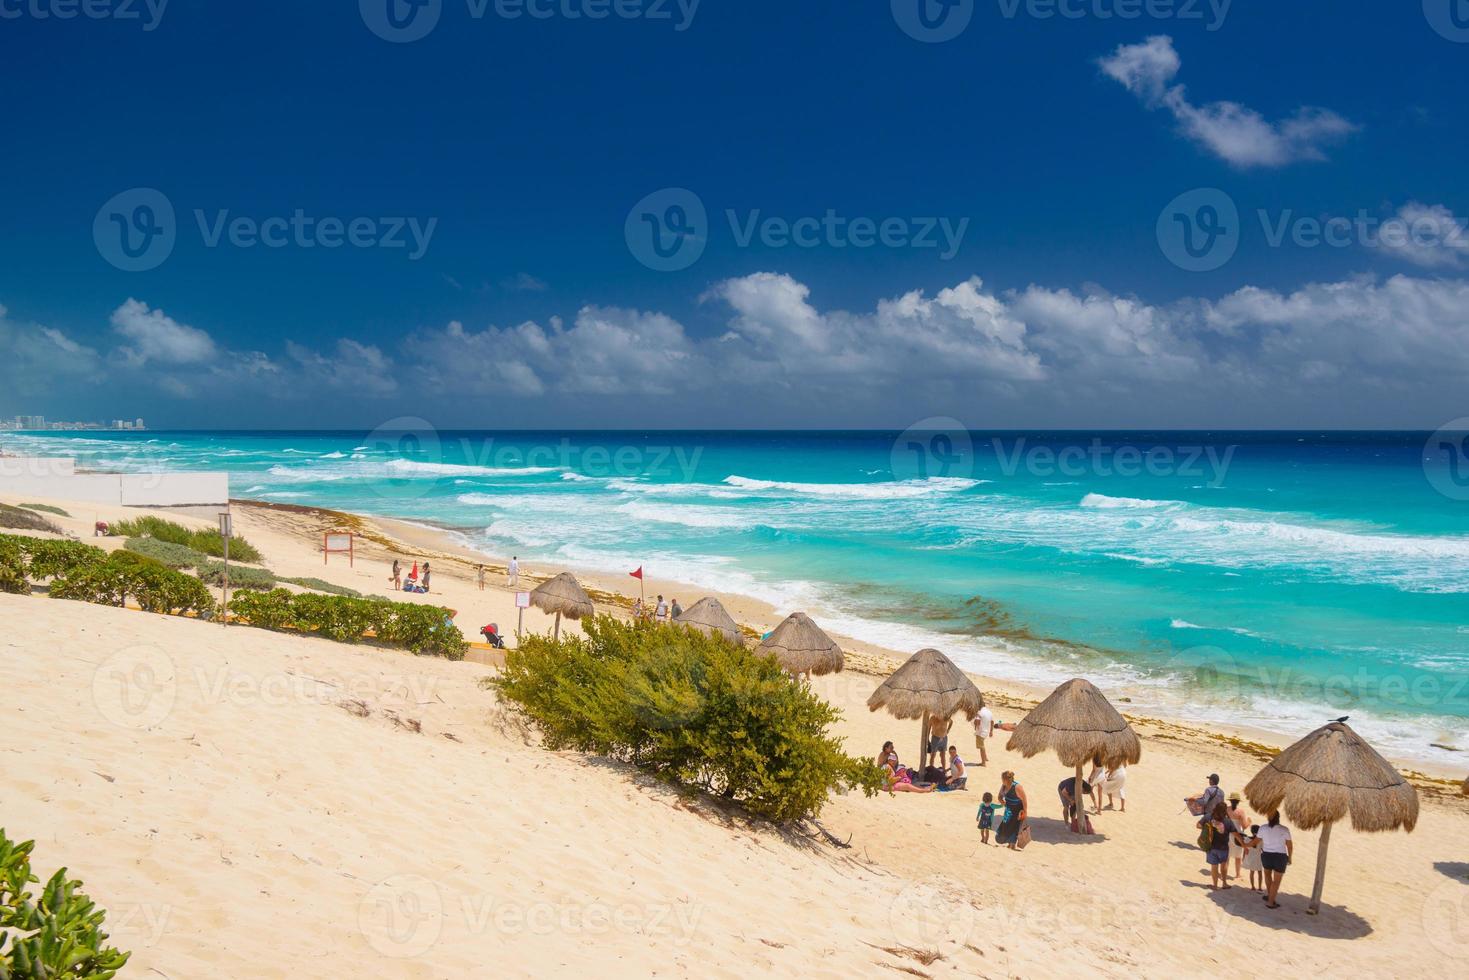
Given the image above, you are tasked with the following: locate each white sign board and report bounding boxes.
[324,533,353,551]
[515,591,531,609]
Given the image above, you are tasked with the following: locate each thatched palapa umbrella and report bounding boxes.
[867,648,984,770]
[529,572,594,641]
[673,596,742,645]
[1006,678,1141,835]
[758,612,844,677]
[1244,721,1418,915]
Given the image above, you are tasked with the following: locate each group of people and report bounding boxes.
[873,706,1008,799]
[389,558,431,593]
[1187,773,1295,908]
[632,594,681,623]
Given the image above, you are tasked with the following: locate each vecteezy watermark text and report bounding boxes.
[360,0,699,43]
[892,0,1231,42]
[991,436,1236,485]
[94,188,437,271]
[0,0,168,30]
[626,188,969,271]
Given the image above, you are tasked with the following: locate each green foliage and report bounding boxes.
[195,560,276,591]
[0,504,61,534]
[107,515,263,563]
[226,590,466,659]
[17,503,69,517]
[22,540,105,581]
[279,576,361,597]
[0,828,131,979]
[0,537,28,595]
[123,536,210,569]
[50,551,216,619]
[489,616,883,823]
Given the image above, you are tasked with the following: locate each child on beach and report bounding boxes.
[977,792,998,844]
[1243,825,1265,891]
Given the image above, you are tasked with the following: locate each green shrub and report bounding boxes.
[377,602,466,659]
[108,515,263,563]
[0,828,130,979]
[225,590,466,658]
[196,560,277,591]
[489,617,883,822]
[18,502,69,517]
[124,536,211,569]
[227,588,296,630]
[279,576,361,597]
[51,551,216,619]
[0,537,28,595]
[0,503,61,534]
[23,540,106,580]
[290,593,384,643]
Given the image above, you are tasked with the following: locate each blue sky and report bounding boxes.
[1,1,1466,428]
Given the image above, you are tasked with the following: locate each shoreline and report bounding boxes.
[274,500,1468,790]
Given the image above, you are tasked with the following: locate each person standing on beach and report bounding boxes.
[422,562,431,592]
[1257,811,1293,908]
[476,564,485,592]
[1187,773,1224,816]
[390,559,401,591]
[1226,793,1249,882]
[655,595,669,623]
[1198,801,1245,891]
[973,704,993,766]
[995,771,1028,849]
[926,715,952,772]
[507,556,519,588]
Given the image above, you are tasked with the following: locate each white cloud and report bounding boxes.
[1099,36,1357,168]
[110,298,218,366]
[1370,203,1469,269]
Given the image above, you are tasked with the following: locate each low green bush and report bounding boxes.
[108,515,263,563]
[0,537,28,595]
[18,502,69,517]
[226,589,465,658]
[0,503,61,534]
[50,551,216,619]
[23,539,106,580]
[1,828,130,978]
[279,576,361,597]
[488,617,883,823]
[196,560,277,591]
[124,536,210,569]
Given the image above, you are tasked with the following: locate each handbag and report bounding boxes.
[1015,823,1032,850]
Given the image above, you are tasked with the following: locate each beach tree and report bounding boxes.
[1243,721,1419,915]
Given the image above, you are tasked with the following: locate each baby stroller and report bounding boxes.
[480,623,506,649]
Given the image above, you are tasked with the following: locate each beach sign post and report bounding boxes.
[218,510,231,626]
[323,531,355,566]
[515,590,531,639]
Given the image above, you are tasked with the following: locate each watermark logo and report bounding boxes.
[91,643,177,730]
[362,416,445,501]
[1157,188,1239,272]
[626,188,707,272]
[991,436,1236,485]
[360,874,444,957]
[891,417,974,482]
[1424,418,1469,501]
[1423,878,1469,955]
[1424,0,1469,42]
[892,0,974,43]
[0,0,169,30]
[888,876,977,949]
[360,0,443,42]
[94,188,176,273]
[993,0,1231,30]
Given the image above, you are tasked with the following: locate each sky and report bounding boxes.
[1,0,1467,430]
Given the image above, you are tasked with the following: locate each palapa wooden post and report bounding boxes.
[1307,821,1332,914]
[919,710,930,775]
[1074,763,1086,832]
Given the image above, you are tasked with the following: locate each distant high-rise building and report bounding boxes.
[136,418,145,429]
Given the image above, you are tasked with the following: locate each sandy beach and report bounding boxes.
[3,491,1467,978]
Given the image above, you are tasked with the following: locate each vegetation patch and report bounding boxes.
[124,536,212,569]
[279,576,361,597]
[0,504,62,534]
[1,827,131,978]
[108,515,263,563]
[488,616,884,823]
[17,502,69,517]
[228,589,465,658]
[50,550,216,618]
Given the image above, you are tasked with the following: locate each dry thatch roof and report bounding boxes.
[866,648,983,720]
[1005,678,1141,770]
[529,572,594,619]
[757,612,844,675]
[1243,722,1419,833]
[674,596,742,644]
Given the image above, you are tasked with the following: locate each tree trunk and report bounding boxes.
[1074,764,1086,832]
[919,710,930,777]
[1307,821,1332,914]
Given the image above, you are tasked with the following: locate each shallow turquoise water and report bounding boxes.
[7,428,1467,764]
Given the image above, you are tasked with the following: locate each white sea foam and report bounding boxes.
[382,459,561,478]
[1080,493,1178,510]
[321,451,346,459]
[615,500,746,530]
[722,475,979,499]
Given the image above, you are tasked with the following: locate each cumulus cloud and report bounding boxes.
[1099,36,1357,168]
[1369,202,1469,269]
[0,305,103,396]
[110,298,219,366]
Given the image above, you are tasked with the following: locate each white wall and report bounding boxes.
[0,460,229,506]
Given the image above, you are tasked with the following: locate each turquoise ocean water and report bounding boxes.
[6,428,1467,766]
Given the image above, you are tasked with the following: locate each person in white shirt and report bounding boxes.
[945,746,968,790]
[972,705,994,766]
[507,556,520,588]
[655,595,669,622]
[1256,811,1294,909]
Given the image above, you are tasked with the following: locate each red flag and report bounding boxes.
[629,566,643,580]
